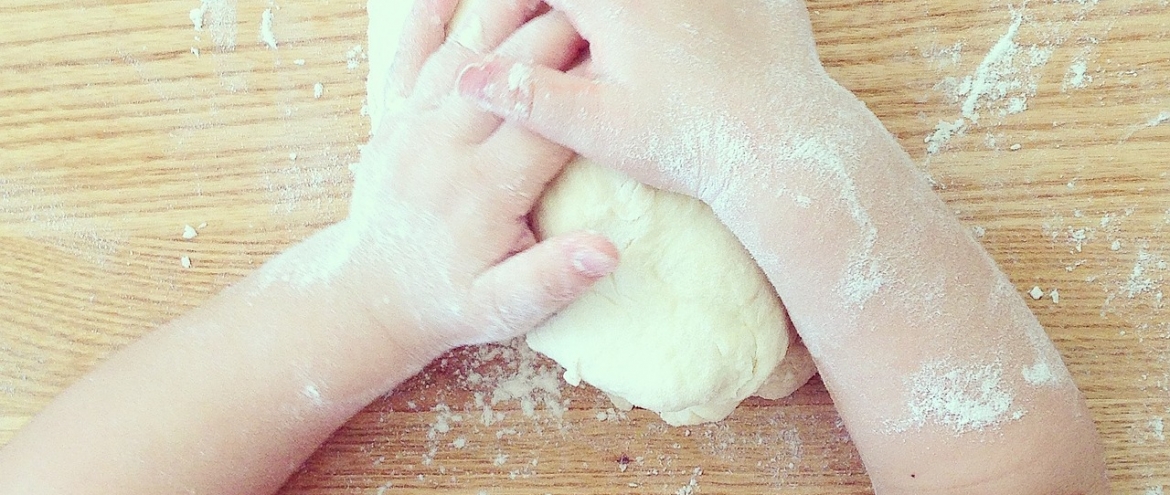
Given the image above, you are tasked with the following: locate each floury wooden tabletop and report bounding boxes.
[1,0,1168,493]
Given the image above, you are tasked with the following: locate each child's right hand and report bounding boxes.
[455,0,841,204]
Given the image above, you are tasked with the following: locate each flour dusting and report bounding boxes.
[926,12,1053,155]
[416,339,571,472]
[787,136,884,307]
[891,359,1022,434]
[190,0,237,51]
[1062,51,1091,91]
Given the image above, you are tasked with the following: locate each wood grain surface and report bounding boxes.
[2,0,1169,493]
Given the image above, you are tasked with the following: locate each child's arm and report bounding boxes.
[456,1,1110,493]
[0,2,612,494]
[0,229,438,493]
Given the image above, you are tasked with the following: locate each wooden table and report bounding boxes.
[2,0,1168,493]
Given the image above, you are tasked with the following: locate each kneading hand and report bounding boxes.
[339,0,617,357]
[454,0,837,204]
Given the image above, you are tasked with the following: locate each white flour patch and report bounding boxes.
[890,359,1023,434]
[302,384,323,406]
[190,0,238,51]
[1123,111,1170,141]
[346,45,365,71]
[260,8,277,49]
[1022,360,1054,386]
[1062,50,1092,91]
[190,6,205,31]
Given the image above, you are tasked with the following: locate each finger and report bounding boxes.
[388,0,462,98]
[439,9,585,143]
[494,9,587,68]
[480,125,574,199]
[456,57,653,182]
[433,9,587,143]
[540,0,619,40]
[472,10,586,163]
[464,231,618,344]
[508,226,538,255]
[449,0,542,54]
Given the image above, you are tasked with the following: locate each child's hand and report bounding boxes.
[454,0,837,204]
[342,1,616,357]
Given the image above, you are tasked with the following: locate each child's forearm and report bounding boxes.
[717,85,1109,494]
[0,224,431,495]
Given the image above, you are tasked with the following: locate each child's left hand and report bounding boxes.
[335,0,617,359]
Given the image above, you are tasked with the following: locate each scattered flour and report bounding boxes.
[1124,111,1170,141]
[180,255,192,269]
[313,82,324,99]
[674,467,703,495]
[1123,248,1167,299]
[346,45,365,71]
[926,12,1054,155]
[415,340,571,469]
[182,224,199,240]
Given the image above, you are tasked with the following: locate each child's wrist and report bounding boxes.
[251,224,446,375]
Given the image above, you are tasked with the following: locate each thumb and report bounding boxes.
[464,231,618,345]
[456,56,627,168]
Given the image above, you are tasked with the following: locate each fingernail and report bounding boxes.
[456,59,534,119]
[456,61,495,104]
[572,245,618,278]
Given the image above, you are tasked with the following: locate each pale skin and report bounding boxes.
[0,1,1109,494]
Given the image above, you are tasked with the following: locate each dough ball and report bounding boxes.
[529,161,811,426]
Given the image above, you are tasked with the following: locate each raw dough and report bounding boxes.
[367,0,817,427]
[529,164,815,426]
